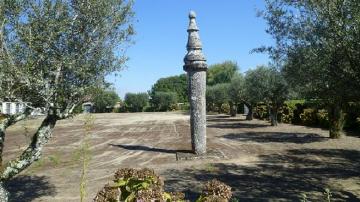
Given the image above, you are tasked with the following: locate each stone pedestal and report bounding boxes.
[183,11,207,155]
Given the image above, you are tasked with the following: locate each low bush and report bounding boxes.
[150,91,178,112]
[299,108,317,126]
[221,103,230,114]
[254,104,268,120]
[94,168,232,202]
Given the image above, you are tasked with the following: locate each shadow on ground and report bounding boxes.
[109,144,192,154]
[207,115,269,129]
[221,132,328,144]
[208,122,269,129]
[207,115,246,123]
[163,149,360,201]
[6,175,56,202]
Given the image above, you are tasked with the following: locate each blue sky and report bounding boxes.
[107,0,273,98]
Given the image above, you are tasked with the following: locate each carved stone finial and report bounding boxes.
[189,10,196,18]
[184,11,207,72]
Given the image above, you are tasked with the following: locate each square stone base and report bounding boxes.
[176,149,226,161]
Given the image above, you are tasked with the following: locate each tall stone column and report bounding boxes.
[183,11,207,155]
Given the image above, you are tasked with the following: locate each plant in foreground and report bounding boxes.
[94,168,232,202]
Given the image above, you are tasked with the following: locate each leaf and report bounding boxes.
[162,192,172,201]
[140,182,150,189]
[125,192,135,202]
[114,179,128,187]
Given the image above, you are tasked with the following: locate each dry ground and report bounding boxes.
[3,112,360,201]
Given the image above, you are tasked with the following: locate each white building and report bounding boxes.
[0,101,26,115]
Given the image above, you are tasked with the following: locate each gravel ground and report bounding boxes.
[3,112,360,201]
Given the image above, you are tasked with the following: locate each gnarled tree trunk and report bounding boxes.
[328,102,344,138]
[229,102,237,117]
[270,105,278,126]
[245,103,253,120]
[0,182,9,202]
[0,114,57,201]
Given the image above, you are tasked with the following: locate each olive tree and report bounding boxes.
[228,73,245,117]
[150,92,178,112]
[207,61,238,86]
[244,66,288,125]
[260,0,360,137]
[206,83,230,113]
[0,0,134,200]
[124,93,149,112]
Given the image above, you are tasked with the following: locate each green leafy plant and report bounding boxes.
[323,188,332,202]
[94,168,185,202]
[300,193,308,202]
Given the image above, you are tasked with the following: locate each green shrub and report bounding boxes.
[255,104,268,120]
[316,109,329,128]
[221,103,230,114]
[300,108,317,126]
[151,91,178,112]
[94,168,232,202]
[124,92,149,112]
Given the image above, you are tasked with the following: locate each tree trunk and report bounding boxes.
[0,182,9,202]
[1,115,57,181]
[245,104,253,120]
[217,104,222,114]
[328,102,345,138]
[270,105,278,126]
[229,103,237,117]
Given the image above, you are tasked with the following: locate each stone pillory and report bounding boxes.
[183,11,207,155]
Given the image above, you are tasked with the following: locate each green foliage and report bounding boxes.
[207,61,238,86]
[95,169,233,202]
[94,168,185,202]
[300,109,318,126]
[244,66,288,105]
[244,66,288,125]
[150,91,178,112]
[221,103,231,114]
[254,104,269,120]
[260,0,360,135]
[261,0,360,101]
[149,74,188,103]
[124,93,149,112]
[0,0,134,113]
[91,89,120,113]
[228,73,245,105]
[206,83,230,113]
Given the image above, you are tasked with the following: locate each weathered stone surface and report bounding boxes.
[183,11,208,155]
[176,149,226,161]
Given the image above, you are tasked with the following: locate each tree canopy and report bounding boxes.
[124,92,149,112]
[0,0,134,198]
[260,0,360,137]
[150,91,178,112]
[91,89,120,113]
[149,74,188,103]
[207,61,238,86]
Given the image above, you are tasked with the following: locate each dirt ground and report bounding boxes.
[3,112,360,201]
